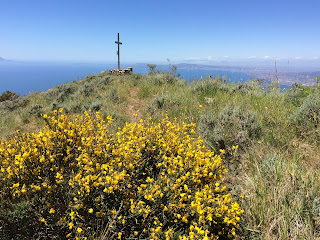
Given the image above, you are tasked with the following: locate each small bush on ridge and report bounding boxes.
[0,91,20,102]
[0,97,29,111]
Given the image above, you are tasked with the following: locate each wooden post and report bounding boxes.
[115,33,122,70]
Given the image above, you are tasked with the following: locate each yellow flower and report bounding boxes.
[0,111,243,239]
[69,222,74,229]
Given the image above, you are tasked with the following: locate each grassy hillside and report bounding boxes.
[0,70,320,239]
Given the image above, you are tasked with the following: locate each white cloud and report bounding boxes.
[294,56,303,60]
[185,57,201,61]
[185,56,215,61]
[224,56,229,58]
[275,56,287,60]
[263,56,271,59]
[248,56,256,59]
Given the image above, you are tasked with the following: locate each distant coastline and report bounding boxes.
[134,62,319,87]
[0,60,318,95]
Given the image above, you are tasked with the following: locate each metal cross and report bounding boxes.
[115,33,122,70]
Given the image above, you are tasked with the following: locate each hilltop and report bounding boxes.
[0,70,320,239]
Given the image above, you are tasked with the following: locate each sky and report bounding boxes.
[1,0,320,65]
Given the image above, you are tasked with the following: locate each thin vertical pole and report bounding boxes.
[118,33,120,70]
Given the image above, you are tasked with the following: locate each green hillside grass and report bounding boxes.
[0,70,320,239]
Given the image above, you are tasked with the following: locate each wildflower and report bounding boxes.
[69,222,74,229]
[0,111,243,239]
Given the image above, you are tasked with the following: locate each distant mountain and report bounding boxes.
[0,57,22,64]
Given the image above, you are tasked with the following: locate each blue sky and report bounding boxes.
[1,0,320,64]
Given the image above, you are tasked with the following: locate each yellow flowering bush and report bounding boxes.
[0,109,243,239]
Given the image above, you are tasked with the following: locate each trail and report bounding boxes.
[127,87,144,122]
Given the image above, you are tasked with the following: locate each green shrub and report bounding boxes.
[131,73,142,80]
[138,84,151,98]
[289,93,320,138]
[284,84,314,107]
[259,155,285,182]
[70,102,84,113]
[0,91,20,102]
[89,101,103,112]
[232,80,264,95]
[145,73,182,86]
[163,73,176,84]
[46,83,76,103]
[79,83,95,97]
[108,87,120,103]
[190,76,229,94]
[197,106,262,155]
[147,64,157,74]
[150,94,182,110]
[312,198,320,217]
[51,102,59,111]
[0,97,29,111]
[85,74,96,81]
[29,104,43,117]
[146,75,164,85]
[152,95,165,109]
[97,76,112,88]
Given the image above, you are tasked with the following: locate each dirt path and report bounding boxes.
[127,87,144,122]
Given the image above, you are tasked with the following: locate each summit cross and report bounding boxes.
[115,33,122,70]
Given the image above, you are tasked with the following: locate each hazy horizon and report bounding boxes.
[1,56,319,73]
[1,0,320,67]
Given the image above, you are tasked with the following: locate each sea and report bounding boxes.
[0,62,288,96]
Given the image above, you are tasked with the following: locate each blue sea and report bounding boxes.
[0,62,286,96]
